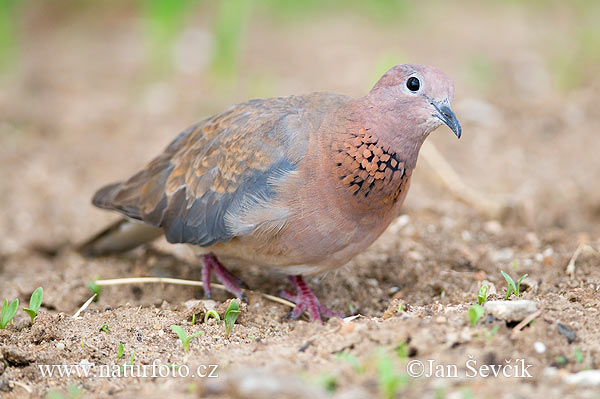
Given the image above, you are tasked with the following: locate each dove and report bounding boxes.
[81,64,461,321]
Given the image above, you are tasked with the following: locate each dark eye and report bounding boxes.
[406,76,420,92]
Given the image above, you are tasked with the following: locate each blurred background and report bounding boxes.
[1,0,600,252]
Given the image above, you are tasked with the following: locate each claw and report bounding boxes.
[282,275,343,322]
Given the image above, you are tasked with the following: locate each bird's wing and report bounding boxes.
[92,94,344,246]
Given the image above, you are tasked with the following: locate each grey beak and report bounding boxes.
[434,102,462,139]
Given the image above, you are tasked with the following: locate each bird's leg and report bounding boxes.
[280,275,344,322]
[201,253,248,302]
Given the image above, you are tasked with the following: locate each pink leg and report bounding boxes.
[202,254,248,302]
[280,275,344,322]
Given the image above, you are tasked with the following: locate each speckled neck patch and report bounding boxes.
[332,128,408,202]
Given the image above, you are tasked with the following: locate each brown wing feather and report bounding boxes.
[92,95,342,246]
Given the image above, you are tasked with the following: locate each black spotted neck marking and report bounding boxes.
[332,128,408,202]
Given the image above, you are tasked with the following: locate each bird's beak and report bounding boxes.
[433,101,462,139]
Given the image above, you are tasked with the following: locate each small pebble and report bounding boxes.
[461,231,472,241]
[534,341,546,354]
[490,247,514,263]
[56,342,65,350]
[484,300,537,322]
[557,323,577,343]
[563,370,600,386]
[484,220,502,234]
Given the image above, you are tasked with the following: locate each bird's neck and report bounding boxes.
[329,125,413,209]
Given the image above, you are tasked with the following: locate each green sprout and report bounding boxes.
[100,323,110,334]
[487,325,501,340]
[468,304,484,326]
[204,310,220,323]
[375,349,408,399]
[224,300,241,337]
[395,341,408,360]
[170,325,204,352]
[129,350,136,365]
[336,350,364,373]
[47,384,83,399]
[87,278,102,302]
[23,287,43,324]
[316,373,338,393]
[0,298,19,329]
[477,284,488,305]
[556,356,568,366]
[574,348,584,363]
[501,271,528,299]
[117,342,124,359]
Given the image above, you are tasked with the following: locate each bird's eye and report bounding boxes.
[406,76,420,92]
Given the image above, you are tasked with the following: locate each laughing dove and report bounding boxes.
[81,64,461,321]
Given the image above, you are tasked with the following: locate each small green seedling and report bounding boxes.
[23,287,43,324]
[501,271,527,299]
[129,350,136,365]
[170,325,204,352]
[511,260,518,271]
[395,341,408,360]
[316,373,338,392]
[375,349,408,399]
[117,342,124,359]
[398,304,404,312]
[574,348,584,363]
[87,278,102,301]
[468,304,484,326]
[336,350,364,373]
[204,309,220,323]
[477,284,488,305]
[100,323,110,333]
[223,300,240,337]
[487,324,501,340]
[0,298,19,329]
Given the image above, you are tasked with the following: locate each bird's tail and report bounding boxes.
[78,219,162,257]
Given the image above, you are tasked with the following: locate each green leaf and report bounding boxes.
[477,284,488,305]
[129,350,135,365]
[516,274,528,297]
[170,325,187,342]
[501,270,517,299]
[336,350,363,373]
[28,287,43,312]
[224,300,240,337]
[87,279,102,301]
[117,342,124,359]
[574,348,584,363]
[204,310,220,323]
[170,325,203,352]
[189,331,203,339]
[395,341,408,360]
[468,304,484,326]
[487,324,501,340]
[0,298,19,329]
[23,308,37,323]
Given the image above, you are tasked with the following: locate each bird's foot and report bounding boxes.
[202,254,249,302]
[280,275,343,322]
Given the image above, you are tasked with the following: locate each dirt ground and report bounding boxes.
[1,2,600,398]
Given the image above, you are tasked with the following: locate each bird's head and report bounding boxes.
[366,64,461,139]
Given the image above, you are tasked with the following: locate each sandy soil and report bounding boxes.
[1,2,600,398]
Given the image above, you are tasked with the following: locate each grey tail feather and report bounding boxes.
[92,182,123,209]
[78,219,163,257]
